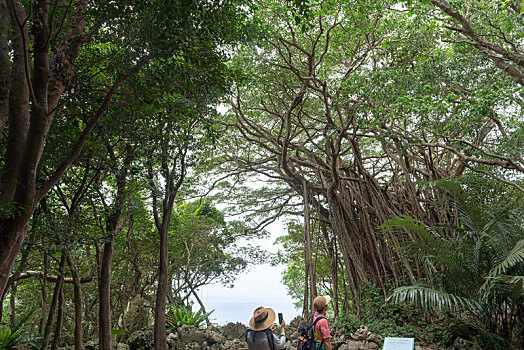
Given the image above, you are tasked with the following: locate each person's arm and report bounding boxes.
[323,338,332,350]
[273,320,286,349]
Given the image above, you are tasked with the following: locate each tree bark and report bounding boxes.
[41,253,67,350]
[154,221,170,350]
[98,236,114,350]
[9,282,16,328]
[303,180,316,313]
[68,255,83,350]
[0,0,10,136]
[99,144,134,350]
[50,286,65,350]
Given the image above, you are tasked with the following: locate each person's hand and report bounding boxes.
[280,320,285,334]
[270,323,277,331]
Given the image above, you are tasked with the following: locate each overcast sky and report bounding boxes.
[195,220,301,325]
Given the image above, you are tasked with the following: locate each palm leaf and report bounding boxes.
[489,239,524,277]
[388,284,481,313]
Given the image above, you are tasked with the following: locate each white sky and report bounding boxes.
[194,219,300,325]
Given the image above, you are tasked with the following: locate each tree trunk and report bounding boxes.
[320,221,339,317]
[303,181,316,312]
[39,253,49,334]
[98,236,114,350]
[42,253,67,350]
[154,223,169,350]
[50,286,65,350]
[68,255,83,350]
[302,268,309,318]
[9,282,16,328]
[0,0,10,135]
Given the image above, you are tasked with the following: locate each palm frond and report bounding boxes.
[382,215,472,286]
[489,239,524,277]
[388,284,481,314]
[431,179,484,232]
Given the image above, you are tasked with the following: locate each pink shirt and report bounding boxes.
[312,313,331,342]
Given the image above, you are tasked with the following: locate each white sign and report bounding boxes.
[383,337,415,350]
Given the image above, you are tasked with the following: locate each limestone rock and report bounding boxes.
[338,340,365,350]
[223,338,248,350]
[127,326,154,350]
[166,333,177,349]
[115,343,130,350]
[351,325,369,341]
[84,340,98,350]
[123,296,150,337]
[174,325,207,348]
[206,327,226,345]
[220,322,247,340]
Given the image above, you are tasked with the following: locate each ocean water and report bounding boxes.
[195,263,300,325]
[203,300,300,326]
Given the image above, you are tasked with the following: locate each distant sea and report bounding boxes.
[195,263,300,326]
[203,300,300,326]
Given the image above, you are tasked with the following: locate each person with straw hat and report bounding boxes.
[312,295,332,350]
[246,306,287,349]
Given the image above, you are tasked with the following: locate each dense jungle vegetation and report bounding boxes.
[0,0,523,349]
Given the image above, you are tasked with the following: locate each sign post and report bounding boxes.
[382,337,415,350]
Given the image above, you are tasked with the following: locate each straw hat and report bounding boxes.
[249,306,276,330]
[313,295,331,311]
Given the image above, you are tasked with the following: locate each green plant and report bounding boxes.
[165,305,213,330]
[0,308,39,350]
[335,282,431,343]
[383,180,524,348]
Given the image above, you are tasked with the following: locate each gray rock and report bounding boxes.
[123,296,151,338]
[453,338,482,350]
[115,343,130,350]
[338,340,365,350]
[174,325,207,348]
[220,322,248,340]
[223,338,248,350]
[84,340,98,350]
[127,326,154,350]
[166,333,177,349]
[351,325,369,341]
[183,342,201,350]
[206,328,226,345]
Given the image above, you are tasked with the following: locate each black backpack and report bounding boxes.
[245,328,275,350]
[296,315,325,350]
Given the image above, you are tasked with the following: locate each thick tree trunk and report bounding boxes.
[0,0,10,135]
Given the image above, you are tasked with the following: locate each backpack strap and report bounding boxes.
[311,315,326,345]
[264,329,275,350]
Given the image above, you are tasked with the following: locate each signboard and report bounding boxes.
[383,337,415,350]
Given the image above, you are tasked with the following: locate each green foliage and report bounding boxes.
[334,283,436,343]
[165,305,214,330]
[0,308,39,350]
[384,181,524,347]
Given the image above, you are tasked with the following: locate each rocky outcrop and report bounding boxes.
[106,318,435,350]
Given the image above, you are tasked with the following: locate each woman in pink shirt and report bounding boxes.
[312,295,332,350]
